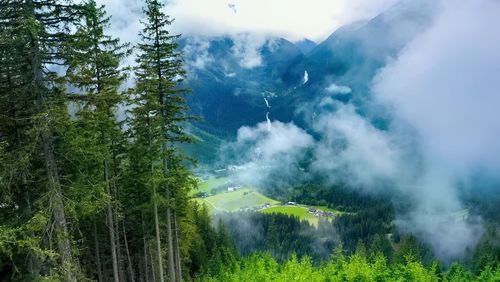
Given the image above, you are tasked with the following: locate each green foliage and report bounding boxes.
[0,0,84,279]
[62,0,130,216]
[201,252,500,282]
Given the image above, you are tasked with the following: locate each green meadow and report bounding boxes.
[194,188,279,214]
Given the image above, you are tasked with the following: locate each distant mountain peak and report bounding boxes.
[294,38,317,55]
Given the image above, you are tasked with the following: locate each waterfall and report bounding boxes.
[302,70,309,84]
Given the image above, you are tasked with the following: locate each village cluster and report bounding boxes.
[307,207,337,218]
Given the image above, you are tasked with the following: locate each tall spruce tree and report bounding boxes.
[63,1,131,281]
[127,0,194,280]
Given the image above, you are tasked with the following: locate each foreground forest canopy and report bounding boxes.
[1,0,500,281]
[201,252,500,281]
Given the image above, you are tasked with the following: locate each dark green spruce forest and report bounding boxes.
[1,0,500,281]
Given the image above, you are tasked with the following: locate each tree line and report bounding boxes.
[199,251,500,281]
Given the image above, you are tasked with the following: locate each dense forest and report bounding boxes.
[0,0,219,280]
[1,0,500,281]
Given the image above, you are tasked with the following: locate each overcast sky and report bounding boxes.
[98,0,400,43]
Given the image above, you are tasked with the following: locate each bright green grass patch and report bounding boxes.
[192,177,229,195]
[195,188,279,213]
[260,206,315,219]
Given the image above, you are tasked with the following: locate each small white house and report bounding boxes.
[227,187,235,192]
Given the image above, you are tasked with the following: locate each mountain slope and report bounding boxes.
[181,35,304,136]
[282,0,437,116]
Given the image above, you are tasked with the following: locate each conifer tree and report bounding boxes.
[127,0,194,280]
[63,1,131,280]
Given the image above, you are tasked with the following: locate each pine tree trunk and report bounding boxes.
[111,151,126,282]
[163,160,176,282]
[148,240,156,282]
[43,130,77,282]
[153,184,165,282]
[105,160,120,282]
[159,153,177,282]
[93,219,104,282]
[116,216,126,282]
[173,212,182,281]
[165,204,176,281]
[141,212,150,282]
[123,222,136,282]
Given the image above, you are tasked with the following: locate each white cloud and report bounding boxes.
[374,0,500,179]
[182,37,214,71]
[373,0,500,259]
[96,0,143,44]
[95,0,401,44]
[325,83,352,94]
[224,121,314,188]
[230,33,268,69]
[311,103,402,190]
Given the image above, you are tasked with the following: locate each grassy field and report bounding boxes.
[195,188,279,214]
[192,177,230,195]
[261,206,315,219]
[191,177,341,227]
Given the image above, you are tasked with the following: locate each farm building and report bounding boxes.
[227,186,242,192]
